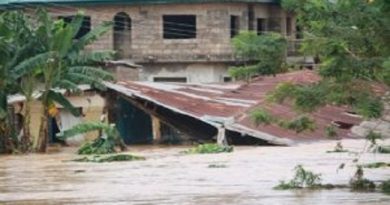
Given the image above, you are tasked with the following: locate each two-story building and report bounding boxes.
[3,0,296,83]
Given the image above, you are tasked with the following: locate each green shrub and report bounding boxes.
[325,125,338,138]
[279,116,316,133]
[78,138,116,155]
[251,108,275,126]
[366,131,383,147]
[350,166,376,191]
[294,84,327,112]
[362,162,390,169]
[184,143,233,154]
[380,180,390,194]
[350,179,376,191]
[267,82,297,103]
[353,97,384,119]
[58,122,127,154]
[73,154,145,163]
[377,145,390,154]
[326,142,349,153]
[274,165,322,190]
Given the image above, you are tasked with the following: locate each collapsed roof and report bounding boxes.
[106,70,364,145]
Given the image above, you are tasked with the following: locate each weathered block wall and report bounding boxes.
[47,3,291,83]
[139,62,229,83]
[70,3,289,63]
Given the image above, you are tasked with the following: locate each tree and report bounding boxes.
[13,9,115,152]
[0,11,39,153]
[271,0,390,118]
[229,31,287,81]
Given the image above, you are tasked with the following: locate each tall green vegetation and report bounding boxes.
[277,0,390,117]
[229,31,287,81]
[0,9,114,154]
[0,11,43,153]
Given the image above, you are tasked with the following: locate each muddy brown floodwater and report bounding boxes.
[0,139,390,205]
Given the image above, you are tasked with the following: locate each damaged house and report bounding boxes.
[104,70,370,145]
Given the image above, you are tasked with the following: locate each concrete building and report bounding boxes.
[3,0,297,83]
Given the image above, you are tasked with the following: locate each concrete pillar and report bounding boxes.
[152,116,161,144]
[217,125,227,146]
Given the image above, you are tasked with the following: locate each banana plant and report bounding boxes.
[12,9,115,152]
[0,11,38,153]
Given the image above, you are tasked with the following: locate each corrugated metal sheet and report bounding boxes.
[106,70,366,145]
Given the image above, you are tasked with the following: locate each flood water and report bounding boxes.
[0,139,389,205]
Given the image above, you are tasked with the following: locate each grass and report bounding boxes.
[72,154,145,163]
[183,143,233,154]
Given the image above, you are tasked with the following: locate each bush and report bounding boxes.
[73,154,145,163]
[274,165,322,190]
[279,115,316,133]
[380,180,390,194]
[349,166,376,191]
[326,142,349,153]
[78,138,116,155]
[325,125,338,138]
[377,145,390,154]
[350,179,376,191]
[365,131,383,146]
[184,143,233,154]
[354,97,384,119]
[251,108,275,126]
[362,162,390,169]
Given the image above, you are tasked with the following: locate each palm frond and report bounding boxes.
[62,72,107,91]
[69,50,114,65]
[47,90,80,116]
[0,107,7,119]
[57,79,81,92]
[57,121,114,139]
[12,51,54,78]
[51,24,74,57]
[67,12,85,39]
[71,21,112,52]
[68,66,114,81]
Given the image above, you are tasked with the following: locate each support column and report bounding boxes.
[217,125,227,146]
[152,116,161,144]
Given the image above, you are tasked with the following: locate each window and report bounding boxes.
[230,15,240,38]
[59,16,91,39]
[114,12,131,31]
[163,15,196,39]
[257,18,267,35]
[268,18,281,33]
[153,77,187,83]
[223,76,232,82]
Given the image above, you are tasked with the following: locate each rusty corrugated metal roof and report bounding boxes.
[106,70,365,145]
